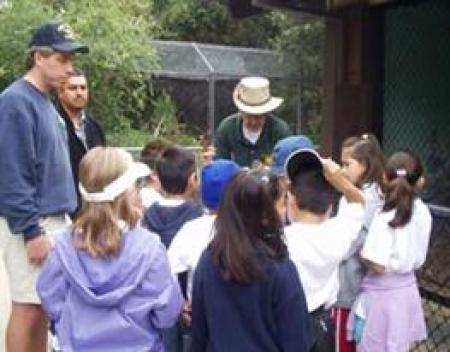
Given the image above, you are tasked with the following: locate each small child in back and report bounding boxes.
[333,133,385,352]
[37,147,183,352]
[284,149,365,352]
[348,151,432,351]
[142,145,204,352]
[142,145,203,249]
[168,159,240,302]
[139,139,170,209]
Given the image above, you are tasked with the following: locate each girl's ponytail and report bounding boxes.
[382,152,423,228]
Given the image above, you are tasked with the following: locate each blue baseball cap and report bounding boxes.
[29,20,89,54]
[285,148,322,182]
[271,135,313,176]
[201,159,240,210]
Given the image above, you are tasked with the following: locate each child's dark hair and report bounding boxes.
[248,167,283,203]
[156,146,196,195]
[382,151,423,228]
[290,169,333,215]
[210,170,287,284]
[342,133,385,187]
[140,139,170,170]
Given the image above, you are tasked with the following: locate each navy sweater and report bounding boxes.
[191,250,313,352]
[142,201,203,248]
[0,79,76,238]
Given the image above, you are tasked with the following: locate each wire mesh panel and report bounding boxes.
[151,40,300,80]
[383,0,450,208]
[384,1,450,350]
[415,205,450,351]
[151,41,211,78]
[149,40,302,136]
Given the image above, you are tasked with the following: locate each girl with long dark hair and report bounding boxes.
[191,169,312,352]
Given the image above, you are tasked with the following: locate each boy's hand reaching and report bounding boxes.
[321,157,342,176]
[321,157,364,204]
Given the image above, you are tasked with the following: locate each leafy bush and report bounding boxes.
[0,0,196,147]
[0,1,53,85]
[270,13,325,142]
[107,92,198,147]
[156,1,324,142]
[156,0,279,48]
[0,0,324,146]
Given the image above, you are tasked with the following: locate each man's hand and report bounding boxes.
[26,235,52,266]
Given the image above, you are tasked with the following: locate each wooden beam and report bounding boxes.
[321,5,385,157]
[332,0,394,8]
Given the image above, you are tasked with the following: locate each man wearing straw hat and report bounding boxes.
[214,76,292,167]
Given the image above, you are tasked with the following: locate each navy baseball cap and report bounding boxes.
[285,148,322,182]
[29,20,89,54]
[271,135,313,176]
[201,159,240,211]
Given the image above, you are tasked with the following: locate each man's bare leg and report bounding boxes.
[7,303,47,352]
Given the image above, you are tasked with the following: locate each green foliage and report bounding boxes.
[0,0,169,145]
[0,1,53,86]
[150,92,198,145]
[156,1,324,141]
[108,92,198,147]
[156,0,280,48]
[55,0,158,133]
[0,0,324,146]
[270,13,325,141]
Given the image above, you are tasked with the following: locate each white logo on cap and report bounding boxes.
[57,24,75,40]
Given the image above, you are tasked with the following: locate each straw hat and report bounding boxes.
[233,77,283,115]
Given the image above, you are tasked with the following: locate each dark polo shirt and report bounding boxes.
[214,113,292,167]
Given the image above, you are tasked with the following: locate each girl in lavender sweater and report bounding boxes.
[38,147,183,352]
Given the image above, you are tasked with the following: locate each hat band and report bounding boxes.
[238,91,271,107]
[79,164,142,203]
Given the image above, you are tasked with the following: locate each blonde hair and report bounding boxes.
[74,147,141,257]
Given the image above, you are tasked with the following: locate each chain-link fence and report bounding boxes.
[414,205,450,351]
[383,1,450,350]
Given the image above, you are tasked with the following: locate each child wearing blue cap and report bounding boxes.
[270,135,314,224]
[271,135,314,176]
[168,159,240,301]
[167,159,239,350]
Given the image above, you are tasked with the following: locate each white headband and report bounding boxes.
[79,162,150,203]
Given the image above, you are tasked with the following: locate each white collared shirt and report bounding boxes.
[168,214,216,300]
[361,198,432,273]
[73,111,88,149]
[285,202,364,312]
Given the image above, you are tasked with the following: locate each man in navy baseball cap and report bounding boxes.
[29,20,89,53]
[0,19,88,352]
